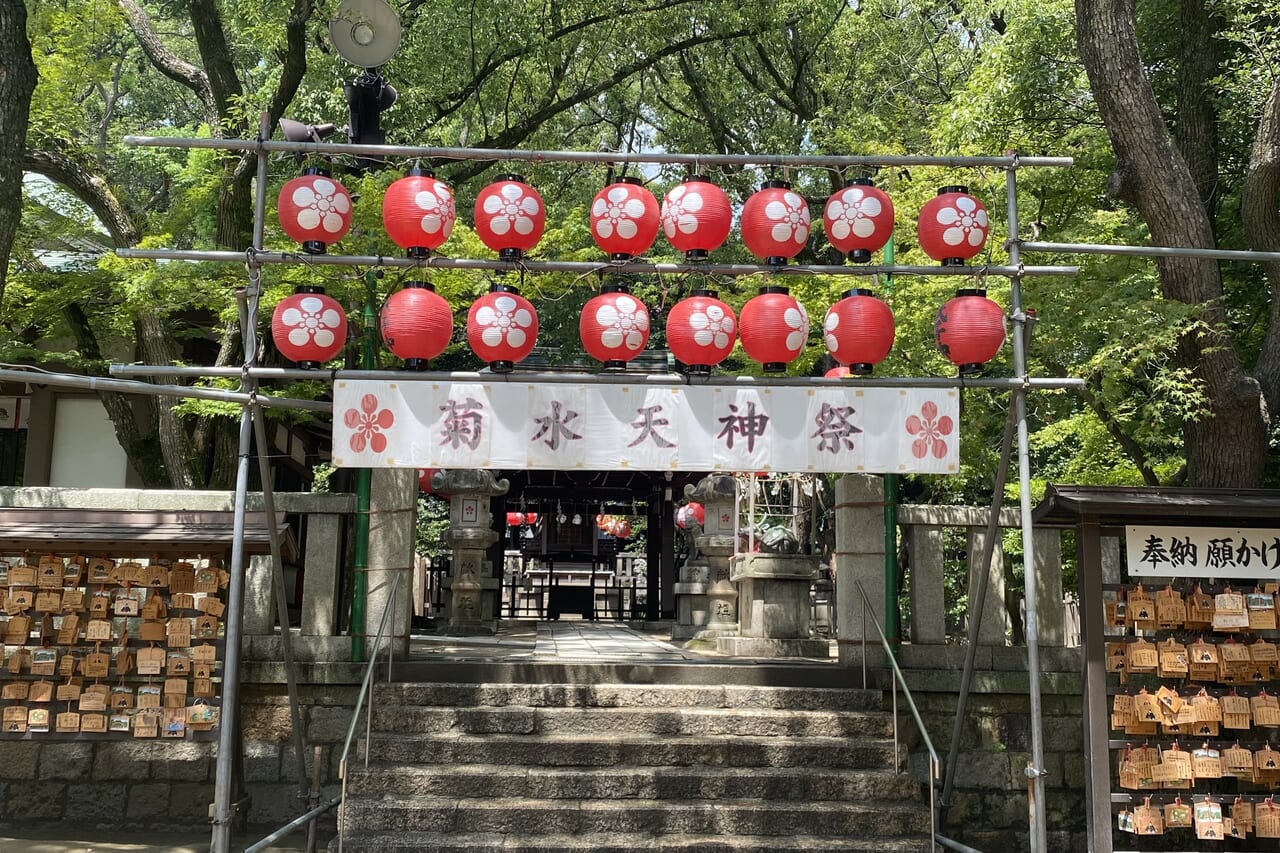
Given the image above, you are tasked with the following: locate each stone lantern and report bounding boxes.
[432,469,510,632]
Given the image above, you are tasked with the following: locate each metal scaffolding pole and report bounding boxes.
[1017,239,1280,264]
[124,134,1073,170]
[115,247,1080,279]
[107,364,1086,391]
[1007,164,1049,853]
[0,367,327,412]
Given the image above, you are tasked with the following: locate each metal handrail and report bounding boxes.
[241,571,402,853]
[336,571,404,853]
[854,578,982,853]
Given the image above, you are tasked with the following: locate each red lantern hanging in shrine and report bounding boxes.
[506,512,525,527]
[665,289,736,374]
[590,177,660,260]
[660,176,732,261]
[271,286,347,368]
[823,288,895,375]
[823,177,895,263]
[824,365,852,378]
[474,174,546,260]
[740,180,811,265]
[917,185,989,266]
[738,286,808,373]
[418,468,441,493]
[278,168,353,254]
[580,286,650,368]
[675,502,705,529]
[934,289,1006,375]
[466,285,539,373]
[524,512,539,526]
[379,281,454,370]
[382,167,455,257]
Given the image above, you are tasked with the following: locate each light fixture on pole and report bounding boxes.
[330,0,402,170]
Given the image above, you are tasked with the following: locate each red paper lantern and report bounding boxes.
[660,176,732,260]
[740,180,810,264]
[278,169,353,253]
[271,287,347,368]
[382,168,455,257]
[934,289,1006,375]
[824,178,894,263]
[506,512,525,527]
[418,468,440,493]
[823,289,895,375]
[666,290,736,373]
[524,512,539,525]
[580,288,650,367]
[614,519,632,539]
[917,185,989,265]
[590,177,660,259]
[738,287,808,372]
[466,286,539,373]
[675,502,705,529]
[474,174,545,260]
[379,281,454,370]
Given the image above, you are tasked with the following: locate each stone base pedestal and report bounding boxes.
[718,553,820,658]
[716,636,830,657]
[672,560,710,640]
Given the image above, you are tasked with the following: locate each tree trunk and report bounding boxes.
[1075,0,1267,487]
[1242,75,1280,422]
[1175,0,1219,219]
[0,0,39,309]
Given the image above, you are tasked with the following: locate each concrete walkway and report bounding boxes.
[533,621,699,661]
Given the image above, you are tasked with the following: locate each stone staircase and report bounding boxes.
[334,665,934,852]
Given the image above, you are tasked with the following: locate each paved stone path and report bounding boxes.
[533,621,698,661]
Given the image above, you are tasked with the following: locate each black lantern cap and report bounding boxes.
[488,360,515,374]
[762,362,786,374]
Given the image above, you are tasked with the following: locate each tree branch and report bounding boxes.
[23,149,140,247]
[117,0,218,128]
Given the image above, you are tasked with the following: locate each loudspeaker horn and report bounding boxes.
[330,0,401,69]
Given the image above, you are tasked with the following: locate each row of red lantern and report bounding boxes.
[506,512,539,526]
[279,168,990,267]
[271,282,1007,376]
[598,514,632,538]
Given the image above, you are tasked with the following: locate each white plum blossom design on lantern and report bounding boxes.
[483,183,541,236]
[784,300,809,352]
[690,303,735,350]
[281,296,344,349]
[291,178,350,234]
[661,184,704,238]
[596,295,649,351]
[765,191,810,244]
[823,310,842,353]
[475,295,534,349]
[415,185,455,237]
[936,196,988,247]
[825,187,882,241]
[593,187,646,240]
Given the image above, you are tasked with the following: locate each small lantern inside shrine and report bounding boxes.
[590,177,660,260]
[823,288,895,375]
[278,168,353,254]
[665,289,736,374]
[271,286,347,368]
[740,180,810,265]
[660,176,732,261]
[738,286,808,373]
[418,468,441,493]
[474,174,546,261]
[580,285,650,368]
[466,285,539,373]
[917,186,989,266]
[379,281,454,370]
[823,177,894,263]
[824,365,852,378]
[934,288,1006,375]
[382,167,455,258]
[506,512,525,527]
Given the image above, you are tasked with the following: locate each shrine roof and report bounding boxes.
[1032,483,1280,527]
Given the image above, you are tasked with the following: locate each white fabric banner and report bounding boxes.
[331,380,960,474]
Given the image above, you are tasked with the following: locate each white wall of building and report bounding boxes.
[49,397,129,487]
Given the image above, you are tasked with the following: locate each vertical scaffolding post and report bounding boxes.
[211,111,272,853]
[1006,158,1048,853]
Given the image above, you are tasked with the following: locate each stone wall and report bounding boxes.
[894,647,1086,850]
[0,675,359,833]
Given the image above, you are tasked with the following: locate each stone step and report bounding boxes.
[344,763,923,802]
[364,732,904,769]
[387,660,865,689]
[371,704,896,738]
[334,831,933,852]
[341,796,933,837]
[376,682,883,712]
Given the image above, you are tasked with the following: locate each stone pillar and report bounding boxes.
[967,525,1008,645]
[300,514,342,636]
[833,474,885,667]
[367,468,415,656]
[241,555,275,635]
[671,551,710,640]
[1034,528,1064,646]
[907,524,945,644]
[434,470,509,633]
